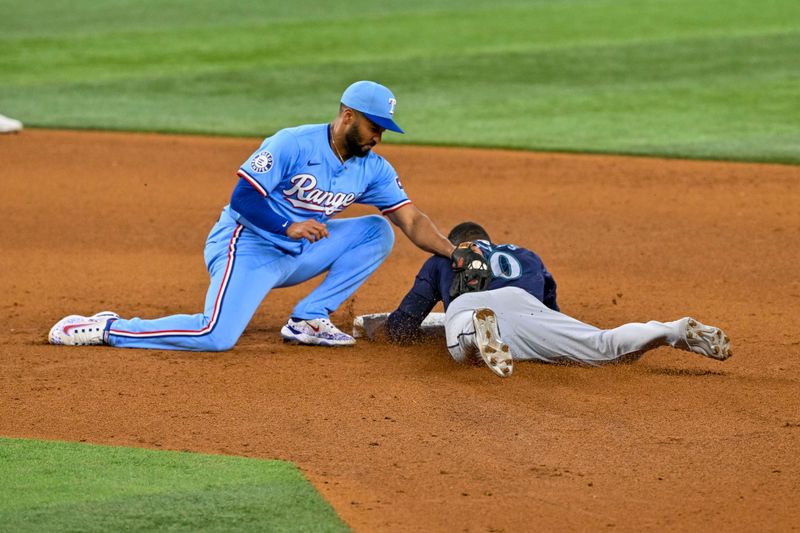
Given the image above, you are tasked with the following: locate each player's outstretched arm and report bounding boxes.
[385,204,454,257]
[355,253,446,343]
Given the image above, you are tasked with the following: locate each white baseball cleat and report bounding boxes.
[49,311,119,346]
[472,308,513,377]
[682,317,732,361]
[0,114,23,133]
[281,317,356,347]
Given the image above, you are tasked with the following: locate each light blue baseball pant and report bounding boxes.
[107,212,394,351]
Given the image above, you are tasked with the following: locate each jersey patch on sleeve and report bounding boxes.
[250,150,274,173]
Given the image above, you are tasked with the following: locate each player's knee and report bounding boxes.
[591,333,611,354]
[200,330,240,352]
[365,215,394,256]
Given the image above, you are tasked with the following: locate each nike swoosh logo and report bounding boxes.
[64,322,95,333]
[309,323,320,332]
[307,161,321,166]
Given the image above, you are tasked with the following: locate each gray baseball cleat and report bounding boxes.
[683,317,732,360]
[472,308,513,377]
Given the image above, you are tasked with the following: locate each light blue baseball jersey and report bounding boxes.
[106,123,406,351]
[229,123,410,253]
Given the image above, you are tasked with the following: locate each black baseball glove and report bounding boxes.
[449,241,491,299]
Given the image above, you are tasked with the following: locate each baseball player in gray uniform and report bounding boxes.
[384,222,732,377]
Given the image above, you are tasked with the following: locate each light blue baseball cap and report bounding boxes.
[341,80,404,134]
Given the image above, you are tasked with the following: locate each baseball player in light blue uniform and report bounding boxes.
[49,81,457,350]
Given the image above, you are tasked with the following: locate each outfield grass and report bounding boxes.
[0,438,348,532]
[0,0,798,163]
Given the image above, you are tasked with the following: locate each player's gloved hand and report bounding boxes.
[287,220,329,242]
[450,241,483,269]
[449,241,491,299]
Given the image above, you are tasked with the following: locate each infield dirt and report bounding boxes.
[1,130,799,531]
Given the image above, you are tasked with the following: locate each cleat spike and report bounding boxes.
[683,317,732,362]
[472,308,514,378]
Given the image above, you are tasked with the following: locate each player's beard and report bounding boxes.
[344,123,375,158]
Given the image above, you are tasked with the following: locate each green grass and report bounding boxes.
[1,0,798,163]
[0,437,348,532]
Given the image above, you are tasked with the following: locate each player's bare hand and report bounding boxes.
[287,220,329,242]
